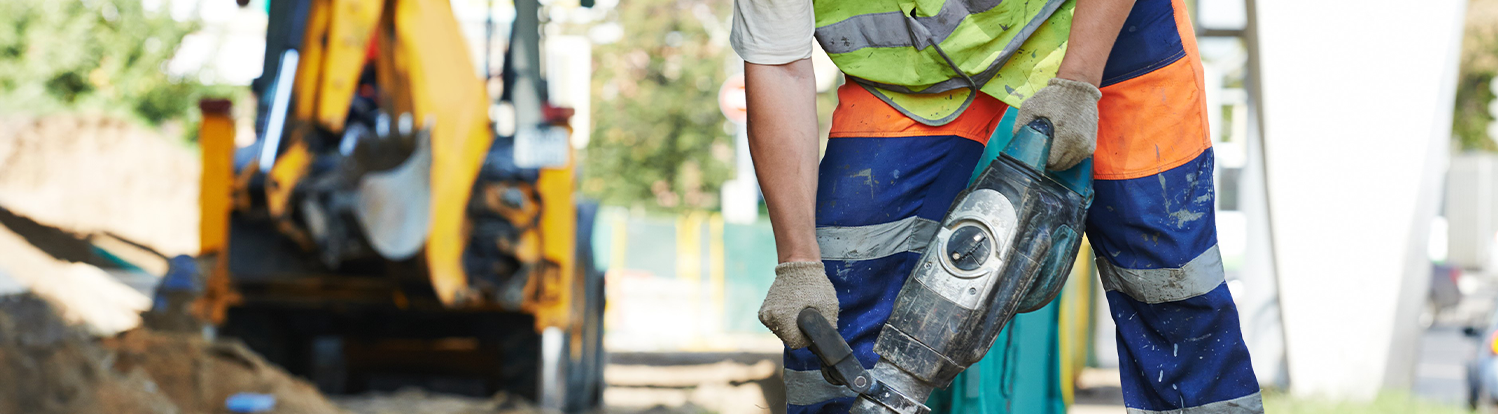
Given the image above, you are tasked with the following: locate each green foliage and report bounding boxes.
[582,0,738,211]
[1452,72,1495,152]
[1453,1,1498,152]
[1262,391,1466,414]
[0,0,229,126]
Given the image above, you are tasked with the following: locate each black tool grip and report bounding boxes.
[798,307,879,393]
[798,308,851,363]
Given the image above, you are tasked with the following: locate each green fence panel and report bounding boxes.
[723,221,777,333]
[622,216,678,279]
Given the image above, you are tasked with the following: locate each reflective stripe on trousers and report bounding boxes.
[1124,393,1264,414]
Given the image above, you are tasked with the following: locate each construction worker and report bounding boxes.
[734,0,1263,412]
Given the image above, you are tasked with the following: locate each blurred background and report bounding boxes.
[0,0,1492,413]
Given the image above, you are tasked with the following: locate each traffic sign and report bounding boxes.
[718,73,747,124]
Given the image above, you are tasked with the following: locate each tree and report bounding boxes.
[1452,0,1498,152]
[0,0,228,126]
[582,0,738,211]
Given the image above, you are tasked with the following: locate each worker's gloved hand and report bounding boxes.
[758,261,840,349]
[1014,77,1103,171]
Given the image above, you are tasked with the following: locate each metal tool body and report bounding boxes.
[798,119,1093,414]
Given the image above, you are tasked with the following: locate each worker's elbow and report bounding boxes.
[745,58,815,84]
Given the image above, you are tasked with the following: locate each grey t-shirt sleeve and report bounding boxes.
[730,0,815,65]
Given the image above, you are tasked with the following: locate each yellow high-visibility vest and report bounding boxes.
[815,0,1074,125]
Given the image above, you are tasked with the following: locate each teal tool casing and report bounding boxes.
[985,118,1094,313]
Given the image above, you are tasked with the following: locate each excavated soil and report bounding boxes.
[0,114,342,414]
[0,293,348,414]
[0,115,200,257]
[331,389,542,414]
[0,290,569,414]
[0,115,199,333]
[105,329,348,414]
[0,293,181,414]
[0,206,152,335]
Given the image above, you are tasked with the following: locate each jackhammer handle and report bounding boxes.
[798,308,852,364]
[798,308,878,393]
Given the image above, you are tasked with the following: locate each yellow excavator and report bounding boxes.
[191,0,602,410]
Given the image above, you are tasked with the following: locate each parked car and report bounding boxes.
[1425,263,1463,329]
[1467,307,1498,412]
[1432,263,1464,312]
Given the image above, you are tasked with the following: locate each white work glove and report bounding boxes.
[758,261,840,349]
[1013,77,1103,171]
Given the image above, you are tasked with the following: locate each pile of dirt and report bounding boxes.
[0,294,178,414]
[0,293,348,414]
[0,113,199,334]
[0,115,200,257]
[105,329,348,414]
[0,207,153,335]
[331,389,542,414]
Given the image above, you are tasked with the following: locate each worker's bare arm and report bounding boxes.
[744,59,821,263]
[1057,0,1136,87]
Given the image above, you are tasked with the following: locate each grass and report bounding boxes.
[1263,391,1469,414]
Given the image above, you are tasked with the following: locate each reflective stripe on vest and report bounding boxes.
[813,0,1075,125]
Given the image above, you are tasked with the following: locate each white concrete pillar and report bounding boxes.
[1255,0,1466,399]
